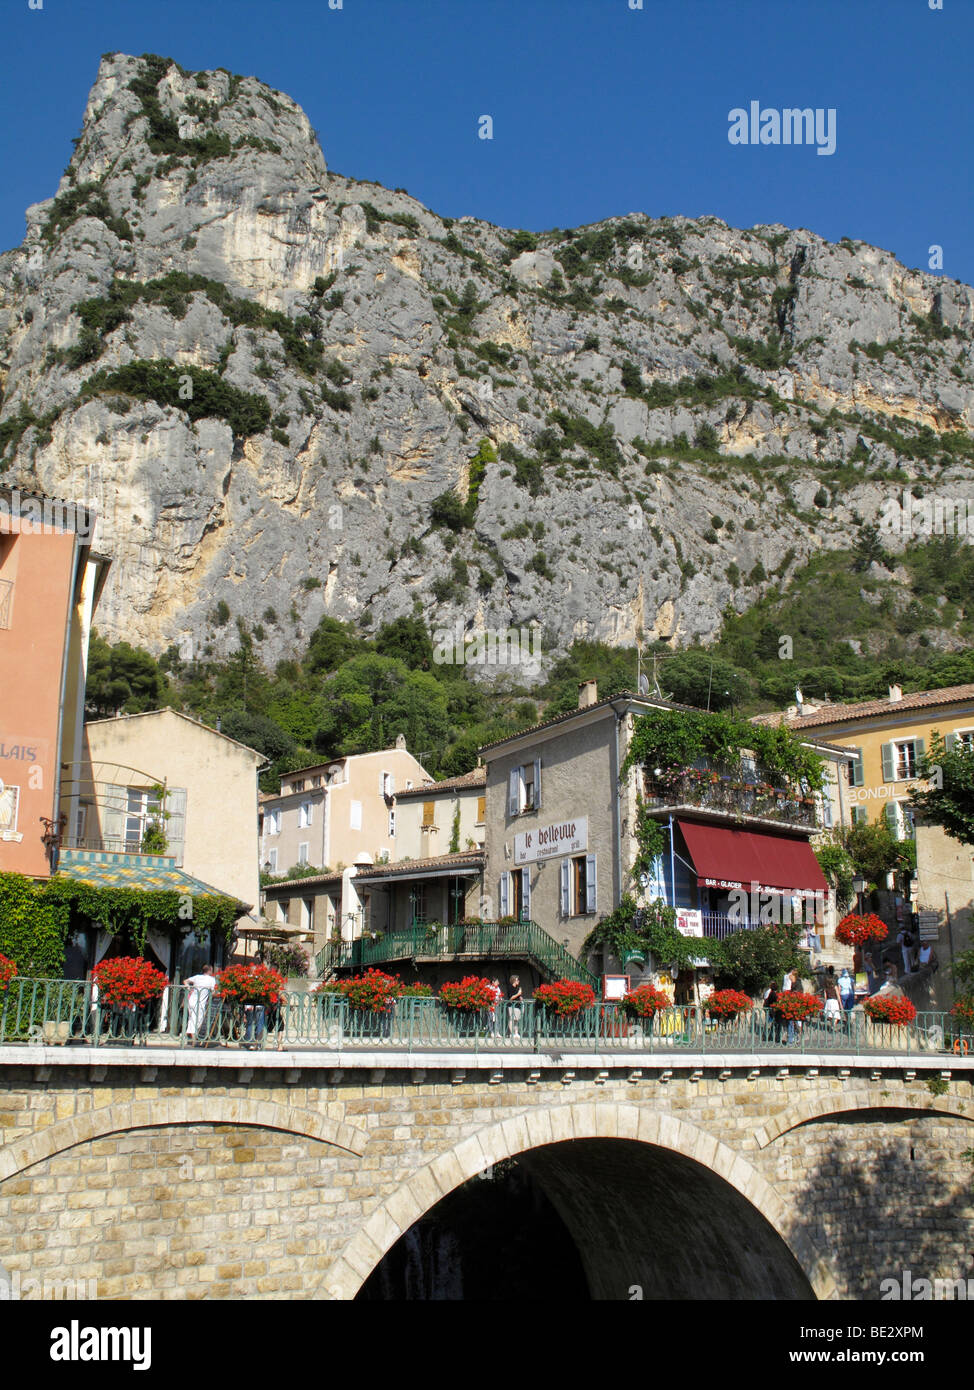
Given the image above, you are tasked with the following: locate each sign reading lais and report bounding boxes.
[514,817,587,865]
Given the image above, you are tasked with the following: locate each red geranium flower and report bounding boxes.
[863,995,917,1026]
[835,912,888,947]
[439,976,497,1011]
[704,989,753,1019]
[0,953,18,991]
[92,956,169,1006]
[216,962,286,1006]
[621,983,672,1017]
[535,979,596,1017]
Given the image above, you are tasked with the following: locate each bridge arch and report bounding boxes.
[323,1102,835,1300]
[754,1094,974,1149]
[0,1095,368,1182]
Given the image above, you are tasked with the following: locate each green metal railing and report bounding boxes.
[315,919,600,991]
[2,979,971,1057]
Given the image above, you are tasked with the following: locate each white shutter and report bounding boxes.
[509,768,520,817]
[533,757,542,812]
[560,860,571,916]
[945,731,959,752]
[521,866,531,920]
[881,742,895,782]
[585,854,597,913]
[913,738,925,765]
[499,873,510,917]
[166,788,187,865]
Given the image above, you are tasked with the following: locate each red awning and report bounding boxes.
[677,820,828,896]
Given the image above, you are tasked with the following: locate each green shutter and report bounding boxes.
[881,742,895,782]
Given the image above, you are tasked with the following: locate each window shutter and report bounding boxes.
[914,737,925,763]
[560,860,571,916]
[422,801,435,827]
[585,854,597,913]
[881,742,895,782]
[166,788,187,865]
[533,757,542,812]
[499,873,509,917]
[509,768,520,816]
[849,748,864,787]
[884,802,899,835]
[477,796,486,823]
[852,806,868,826]
[521,867,531,920]
[945,731,959,751]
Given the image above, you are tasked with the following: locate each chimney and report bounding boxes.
[888,684,902,703]
[395,733,406,749]
[578,679,598,709]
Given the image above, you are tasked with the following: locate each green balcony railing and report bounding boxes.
[315,919,599,991]
[2,978,970,1058]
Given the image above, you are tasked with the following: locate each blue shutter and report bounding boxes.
[913,737,925,766]
[560,860,571,916]
[881,742,895,782]
[849,748,864,787]
[945,731,959,752]
[521,867,530,921]
[586,854,597,913]
[884,802,899,835]
[508,768,520,817]
[533,757,542,812]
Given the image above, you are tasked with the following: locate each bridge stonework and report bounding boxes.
[0,1049,971,1301]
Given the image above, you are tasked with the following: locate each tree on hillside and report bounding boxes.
[85,632,167,716]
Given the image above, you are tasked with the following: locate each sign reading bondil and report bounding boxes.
[514,817,587,865]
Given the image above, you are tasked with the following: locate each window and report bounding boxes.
[278,900,290,924]
[265,849,278,873]
[846,748,864,787]
[884,801,915,841]
[882,739,924,782]
[350,800,362,830]
[73,805,87,842]
[298,842,309,865]
[947,730,974,753]
[388,809,396,837]
[292,779,305,793]
[381,771,394,798]
[0,783,21,839]
[422,801,435,828]
[561,854,597,916]
[476,796,486,824]
[124,786,163,850]
[508,758,542,816]
[816,793,833,829]
[499,868,530,921]
[851,806,869,827]
[410,882,430,925]
[298,801,314,828]
[405,780,413,790]
[266,809,281,835]
[311,775,322,788]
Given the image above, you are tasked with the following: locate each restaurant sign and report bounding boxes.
[675,908,703,938]
[514,817,587,865]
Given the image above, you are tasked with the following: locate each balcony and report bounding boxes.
[644,768,818,830]
[0,579,12,629]
[60,835,174,858]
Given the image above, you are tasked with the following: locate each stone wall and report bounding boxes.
[0,1052,971,1300]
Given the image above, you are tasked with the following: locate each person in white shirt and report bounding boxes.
[185,965,217,1042]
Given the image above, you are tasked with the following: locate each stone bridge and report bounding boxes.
[1,1046,972,1300]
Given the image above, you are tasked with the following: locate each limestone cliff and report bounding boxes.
[1,53,972,669]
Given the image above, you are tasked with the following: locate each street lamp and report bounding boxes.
[852,875,867,915]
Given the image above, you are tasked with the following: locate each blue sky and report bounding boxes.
[2,0,971,285]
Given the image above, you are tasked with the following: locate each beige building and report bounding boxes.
[482,682,841,974]
[766,683,974,1007]
[74,708,265,909]
[259,739,430,879]
[391,767,486,862]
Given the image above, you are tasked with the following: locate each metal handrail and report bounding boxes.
[2,978,968,1057]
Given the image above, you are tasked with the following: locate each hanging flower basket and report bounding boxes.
[439,976,497,1011]
[92,956,169,1007]
[215,963,286,1007]
[774,991,823,1023]
[621,983,672,1018]
[835,912,888,948]
[704,989,753,1020]
[862,995,917,1026]
[535,980,596,1017]
[950,996,974,1032]
[321,968,401,1012]
[0,953,17,992]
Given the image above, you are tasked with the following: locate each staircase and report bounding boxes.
[315,920,600,991]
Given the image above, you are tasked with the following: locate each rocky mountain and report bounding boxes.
[1,52,973,673]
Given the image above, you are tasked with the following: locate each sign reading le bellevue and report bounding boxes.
[514,817,587,865]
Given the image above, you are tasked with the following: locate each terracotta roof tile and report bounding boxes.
[761,683,974,730]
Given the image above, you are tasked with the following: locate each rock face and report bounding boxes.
[1,52,973,670]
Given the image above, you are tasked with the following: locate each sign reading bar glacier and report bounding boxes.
[514,818,587,865]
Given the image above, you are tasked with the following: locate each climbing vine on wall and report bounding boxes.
[623,708,826,792]
[0,872,239,976]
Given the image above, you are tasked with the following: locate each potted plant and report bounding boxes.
[92,956,169,1043]
[862,995,917,1026]
[950,996,974,1054]
[0,953,16,993]
[704,989,753,1022]
[216,962,287,1047]
[621,983,673,1035]
[835,912,888,948]
[535,979,596,1028]
[439,975,496,1037]
[774,991,823,1024]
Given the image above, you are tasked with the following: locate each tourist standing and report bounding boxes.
[185,964,217,1043]
[508,975,523,1041]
